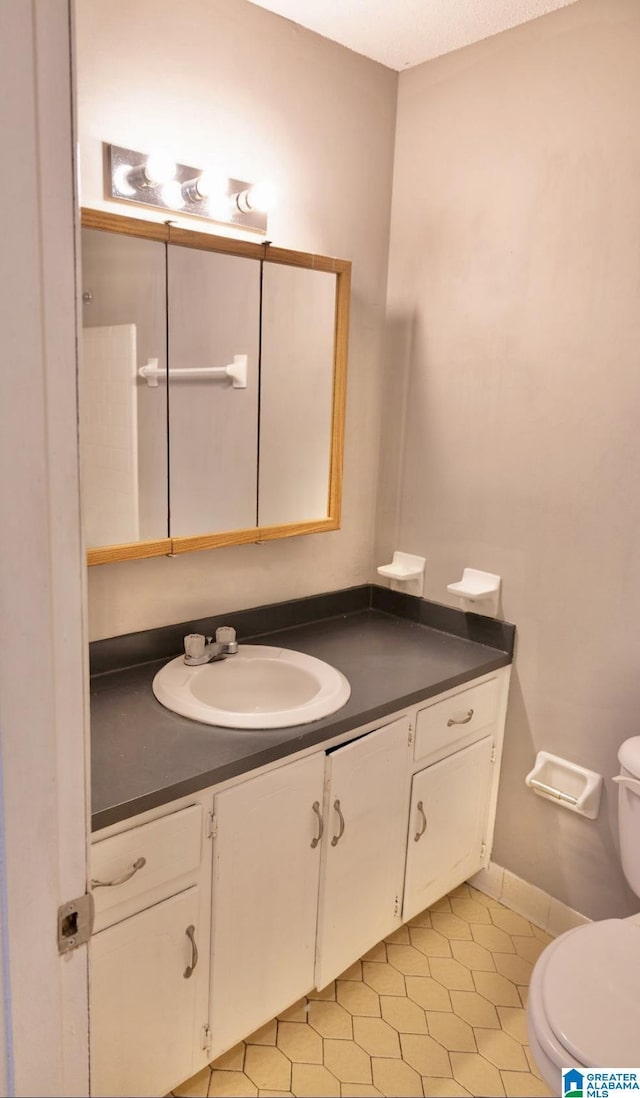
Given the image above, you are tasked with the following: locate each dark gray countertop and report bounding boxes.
[91,601,513,832]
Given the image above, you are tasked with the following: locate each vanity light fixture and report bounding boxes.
[107,143,271,232]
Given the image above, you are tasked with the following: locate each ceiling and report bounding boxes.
[245,0,579,70]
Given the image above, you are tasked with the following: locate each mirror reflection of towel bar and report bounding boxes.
[138,354,247,389]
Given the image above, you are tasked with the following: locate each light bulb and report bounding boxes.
[232,180,276,214]
[195,170,225,200]
[113,163,136,197]
[247,180,276,213]
[143,153,176,186]
[183,169,226,204]
[124,153,177,190]
[160,180,184,208]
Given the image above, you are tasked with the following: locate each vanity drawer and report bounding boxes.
[91,803,203,929]
[414,678,499,761]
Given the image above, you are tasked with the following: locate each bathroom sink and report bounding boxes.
[152,645,351,729]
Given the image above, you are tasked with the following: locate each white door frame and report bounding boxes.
[0,1,90,1094]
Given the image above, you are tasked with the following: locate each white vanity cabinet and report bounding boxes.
[403,735,496,921]
[208,717,411,1055]
[89,664,511,1096]
[208,753,326,1059]
[90,886,205,1097]
[89,802,212,1097]
[315,716,411,987]
[403,672,508,922]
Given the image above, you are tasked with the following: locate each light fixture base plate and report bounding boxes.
[106,143,267,233]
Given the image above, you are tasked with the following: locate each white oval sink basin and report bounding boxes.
[152,645,351,729]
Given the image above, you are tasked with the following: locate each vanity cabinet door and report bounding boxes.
[403,735,495,923]
[315,716,411,989]
[209,752,325,1059]
[90,885,207,1098]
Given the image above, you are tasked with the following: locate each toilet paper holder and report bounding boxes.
[525,751,603,819]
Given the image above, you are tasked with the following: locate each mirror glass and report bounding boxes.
[80,228,168,549]
[167,245,261,537]
[259,263,336,527]
[79,212,349,563]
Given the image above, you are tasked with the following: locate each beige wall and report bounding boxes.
[77,0,640,917]
[379,0,640,918]
[76,0,397,639]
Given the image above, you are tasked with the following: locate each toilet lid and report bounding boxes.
[542,919,640,1066]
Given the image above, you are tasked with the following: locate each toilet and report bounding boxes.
[526,736,640,1090]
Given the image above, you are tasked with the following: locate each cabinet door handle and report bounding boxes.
[447,708,474,727]
[311,801,324,848]
[91,856,146,889]
[184,924,198,979]
[414,800,427,842]
[331,799,345,847]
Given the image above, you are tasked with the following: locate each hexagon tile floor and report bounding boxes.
[171,883,555,1098]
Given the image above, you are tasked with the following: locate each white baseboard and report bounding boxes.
[469,862,591,937]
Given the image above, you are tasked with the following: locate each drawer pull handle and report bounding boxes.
[414,801,427,842]
[447,708,474,727]
[184,924,198,979]
[91,856,146,889]
[331,799,345,847]
[311,801,324,848]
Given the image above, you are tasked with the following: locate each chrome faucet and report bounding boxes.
[183,626,238,666]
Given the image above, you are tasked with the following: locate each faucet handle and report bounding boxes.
[216,626,238,653]
[184,633,206,660]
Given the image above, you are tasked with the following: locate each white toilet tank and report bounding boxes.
[617,737,640,897]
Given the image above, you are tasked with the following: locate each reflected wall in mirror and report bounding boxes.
[167,246,261,538]
[79,210,350,565]
[259,263,336,527]
[80,227,169,554]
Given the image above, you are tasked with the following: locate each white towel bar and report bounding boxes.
[139,354,247,389]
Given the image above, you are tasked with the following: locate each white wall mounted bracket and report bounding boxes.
[525,751,603,819]
[447,568,501,617]
[377,551,426,597]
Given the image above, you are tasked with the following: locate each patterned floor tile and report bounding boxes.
[386,943,431,975]
[405,974,452,1012]
[450,1052,505,1096]
[276,1021,323,1064]
[172,884,556,1098]
[501,1069,554,1096]
[380,994,428,1034]
[352,1016,402,1058]
[426,1011,476,1053]
[428,957,475,991]
[362,960,407,995]
[410,926,453,957]
[209,1069,258,1096]
[323,1038,373,1084]
[399,1032,452,1076]
[337,978,382,1017]
[474,1028,529,1070]
[371,1056,424,1097]
[451,939,496,972]
[431,913,474,940]
[289,1063,340,1097]
[307,999,352,1039]
[244,1046,291,1091]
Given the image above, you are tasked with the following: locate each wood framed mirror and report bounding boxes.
[79,209,350,565]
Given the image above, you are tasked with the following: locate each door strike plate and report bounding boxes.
[57,892,95,954]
